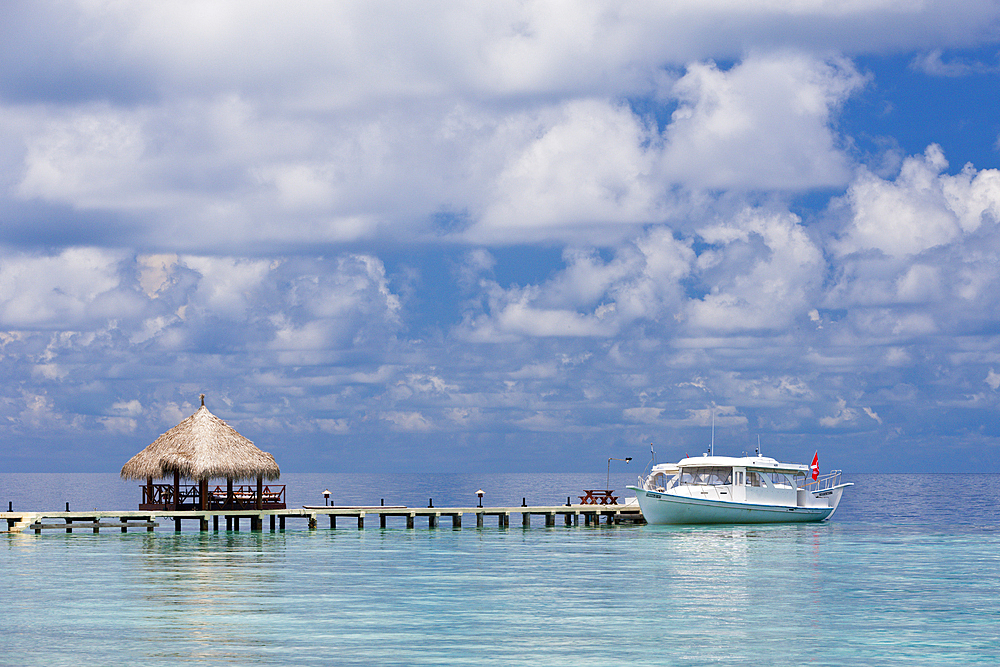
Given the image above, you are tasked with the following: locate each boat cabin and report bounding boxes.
[646,456,809,506]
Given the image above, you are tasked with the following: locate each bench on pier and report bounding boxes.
[579,490,619,505]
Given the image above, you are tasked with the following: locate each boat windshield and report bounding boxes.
[678,467,732,486]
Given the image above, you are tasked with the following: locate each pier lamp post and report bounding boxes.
[476,489,484,508]
[607,457,632,490]
[323,489,330,506]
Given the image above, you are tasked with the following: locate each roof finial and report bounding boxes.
[200,393,205,407]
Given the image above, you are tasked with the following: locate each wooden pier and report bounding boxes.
[2,504,643,534]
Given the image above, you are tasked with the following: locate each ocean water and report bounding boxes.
[2,473,998,666]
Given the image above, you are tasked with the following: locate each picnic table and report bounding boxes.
[579,489,619,505]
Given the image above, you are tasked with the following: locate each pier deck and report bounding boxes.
[2,504,643,533]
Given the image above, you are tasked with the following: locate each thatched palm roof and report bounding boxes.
[120,395,280,482]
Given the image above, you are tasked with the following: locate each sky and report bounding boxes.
[2,1,1000,475]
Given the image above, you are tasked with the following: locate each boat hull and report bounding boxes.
[629,487,836,525]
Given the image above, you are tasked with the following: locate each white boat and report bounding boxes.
[627,454,852,524]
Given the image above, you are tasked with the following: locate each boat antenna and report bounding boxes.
[756,434,761,457]
[710,410,715,456]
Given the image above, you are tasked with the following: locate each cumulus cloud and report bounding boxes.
[458,228,695,341]
[685,208,825,332]
[660,54,866,190]
[835,145,1000,258]
[470,99,664,242]
[0,247,131,329]
[4,3,1000,473]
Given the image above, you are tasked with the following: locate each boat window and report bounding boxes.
[768,472,795,488]
[678,467,732,485]
[793,471,806,488]
[747,471,764,487]
[647,471,678,490]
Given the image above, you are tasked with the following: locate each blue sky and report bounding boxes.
[2,2,1000,474]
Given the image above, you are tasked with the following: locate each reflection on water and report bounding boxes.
[3,476,999,666]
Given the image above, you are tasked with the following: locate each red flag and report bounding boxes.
[810,451,819,481]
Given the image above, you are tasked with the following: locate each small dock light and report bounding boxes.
[323,489,330,506]
[476,489,484,507]
[607,456,633,490]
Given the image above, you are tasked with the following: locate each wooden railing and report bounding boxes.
[208,484,286,509]
[140,484,286,510]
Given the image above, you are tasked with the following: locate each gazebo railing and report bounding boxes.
[140,484,286,510]
[208,484,286,509]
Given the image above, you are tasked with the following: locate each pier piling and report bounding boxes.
[3,503,642,534]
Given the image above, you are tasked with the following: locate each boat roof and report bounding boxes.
[653,455,808,473]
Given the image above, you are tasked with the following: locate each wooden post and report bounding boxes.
[270,514,275,531]
[256,475,263,511]
[476,512,484,528]
[522,513,530,528]
[452,513,462,529]
[146,477,153,507]
[407,513,415,529]
[226,477,233,510]
[380,513,386,529]
[329,514,336,529]
[213,515,219,531]
[201,479,209,511]
[173,470,180,511]
[357,513,365,530]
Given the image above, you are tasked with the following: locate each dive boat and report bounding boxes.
[627,454,852,524]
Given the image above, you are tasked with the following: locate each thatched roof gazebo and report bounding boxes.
[121,395,283,511]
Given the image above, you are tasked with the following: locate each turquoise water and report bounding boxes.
[2,474,999,666]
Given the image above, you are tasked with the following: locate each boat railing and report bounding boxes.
[802,470,843,492]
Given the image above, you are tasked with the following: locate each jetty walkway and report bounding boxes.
[2,504,644,534]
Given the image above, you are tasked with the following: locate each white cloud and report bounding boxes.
[685,208,825,332]
[819,398,857,427]
[836,145,1000,258]
[624,407,664,424]
[470,99,664,242]
[5,3,1000,473]
[381,410,434,431]
[660,53,866,190]
[863,406,883,424]
[986,369,1000,391]
[910,49,997,77]
[0,248,128,328]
